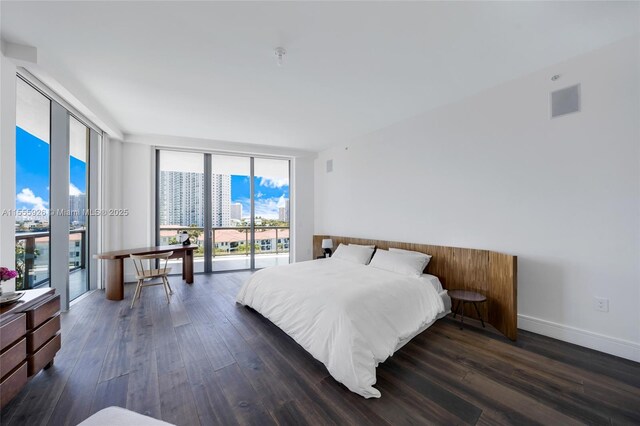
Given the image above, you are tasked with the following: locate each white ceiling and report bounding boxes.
[2,1,638,151]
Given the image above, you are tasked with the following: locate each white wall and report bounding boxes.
[101,137,123,252]
[119,142,154,281]
[314,36,640,361]
[0,52,17,293]
[292,156,315,262]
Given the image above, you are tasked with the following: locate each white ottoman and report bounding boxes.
[77,407,175,426]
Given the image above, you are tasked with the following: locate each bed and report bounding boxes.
[236,256,451,398]
[314,235,518,341]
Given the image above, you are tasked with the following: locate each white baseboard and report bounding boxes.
[518,314,640,363]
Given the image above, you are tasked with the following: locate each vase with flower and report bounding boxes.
[0,267,18,296]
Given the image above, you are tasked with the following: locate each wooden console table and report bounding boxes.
[1,288,61,408]
[94,244,198,301]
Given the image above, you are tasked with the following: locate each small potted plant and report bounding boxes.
[0,267,18,296]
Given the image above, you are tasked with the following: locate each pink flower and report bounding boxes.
[0,267,18,281]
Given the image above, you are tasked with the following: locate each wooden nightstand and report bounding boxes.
[449,290,486,330]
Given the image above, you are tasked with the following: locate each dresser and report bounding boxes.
[0,288,61,408]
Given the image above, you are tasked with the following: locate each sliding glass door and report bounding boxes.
[15,78,51,290]
[15,74,99,310]
[157,150,206,274]
[211,155,251,271]
[68,116,90,300]
[156,150,291,273]
[253,158,290,269]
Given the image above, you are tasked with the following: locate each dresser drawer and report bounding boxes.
[27,333,61,377]
[27,314,60,353]
[26,295,60,330]
[0,314,26,349]
[0,362,27,408]
[0,338,26,379]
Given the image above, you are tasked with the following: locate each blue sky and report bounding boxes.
[231,175,289,219]
[16,126,86,212]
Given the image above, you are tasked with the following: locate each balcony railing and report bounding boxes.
[15,229,86,290]
[213,226,290,257]
[158,225,290,257]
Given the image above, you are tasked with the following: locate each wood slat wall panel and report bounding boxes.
[314,235,517,340]
[488,251,518,340]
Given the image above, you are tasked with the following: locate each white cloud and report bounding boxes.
[16,188,48,212]
[259,177,288,189]
[254,198,280,219]
[277,194,288,208]
[236,195,288,219]
[69,183,83,196]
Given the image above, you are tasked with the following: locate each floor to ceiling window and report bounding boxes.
[253,158,290,269]
[15,78,51,290]
[68,116,90,300]
[211,155,251,272]
[15,73,100,309]
[156,150,291,273]
[157,150,206,274]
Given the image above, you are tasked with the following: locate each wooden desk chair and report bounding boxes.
[129,252,173,308]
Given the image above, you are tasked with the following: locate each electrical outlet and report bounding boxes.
[594,297,609,312]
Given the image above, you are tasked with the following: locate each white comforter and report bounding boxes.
[235,258,445,398]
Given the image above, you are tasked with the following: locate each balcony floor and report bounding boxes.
[215,252,291,271]
[167,252,290,274]
[69,268,89,301]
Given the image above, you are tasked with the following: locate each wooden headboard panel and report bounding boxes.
[313,235,518,340]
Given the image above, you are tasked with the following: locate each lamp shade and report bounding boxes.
[321,238,333,249]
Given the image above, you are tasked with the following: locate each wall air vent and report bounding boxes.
[551,84,581,118]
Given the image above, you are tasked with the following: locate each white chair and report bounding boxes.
[129,252,173,308]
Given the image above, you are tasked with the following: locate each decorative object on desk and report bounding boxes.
[0,267,18,296]
[177,231,191,246]
[321,238,334,258]
[0,291,24,305]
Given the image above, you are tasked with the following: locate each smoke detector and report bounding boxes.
[274,47,287,67]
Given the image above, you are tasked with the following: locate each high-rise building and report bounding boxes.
[231,202,243,221]
[278,198,290,222]
[159,171,205,227]
[69,194,86,227]
[212,174,231,227]
[159,171,231,227]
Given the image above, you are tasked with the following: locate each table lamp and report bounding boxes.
[321,238,334,257]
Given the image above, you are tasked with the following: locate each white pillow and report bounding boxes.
[369,249,429,277]
[332,243,375,265]
[389,248,432,267]
[349,243,376,249]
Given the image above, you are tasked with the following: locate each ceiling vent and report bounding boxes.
[551,84,581,118]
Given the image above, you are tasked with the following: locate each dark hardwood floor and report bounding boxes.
[2,271,639,426]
